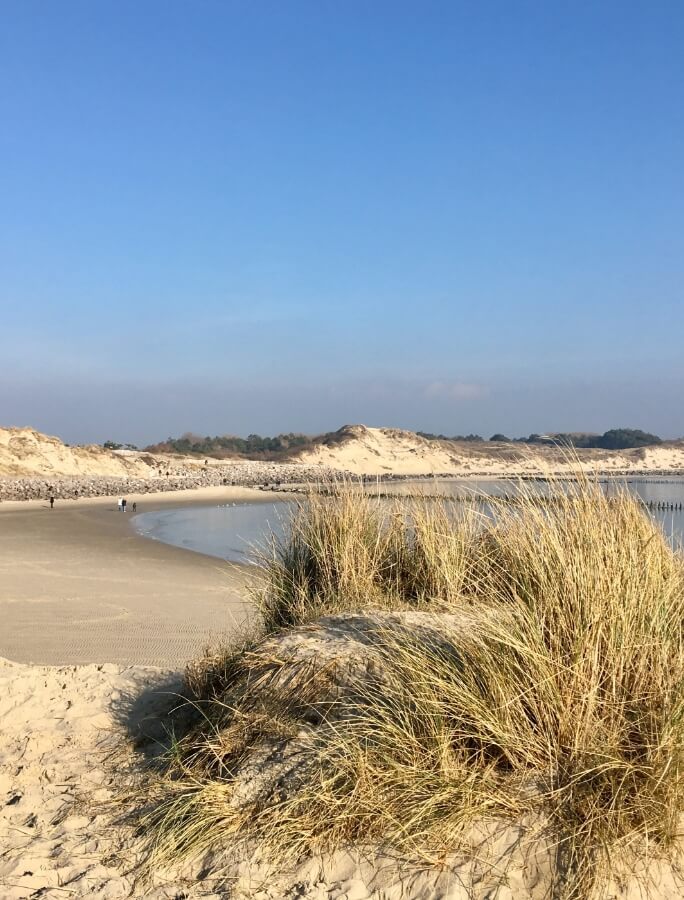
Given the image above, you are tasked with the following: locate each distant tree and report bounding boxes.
[489,433,510,442]
[417,432,484,443]
[502,428,662,450]
[103,440,122,450]
[545,429,662,450]
[596,429,661,450]
[144,430,320,460]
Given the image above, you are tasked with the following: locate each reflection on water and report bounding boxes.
[132,478,684,563]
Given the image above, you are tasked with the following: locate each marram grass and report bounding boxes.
[132,478,684,899]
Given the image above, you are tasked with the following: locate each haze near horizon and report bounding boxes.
[1,1,683,445]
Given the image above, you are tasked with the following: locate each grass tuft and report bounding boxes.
[132,477,684,898]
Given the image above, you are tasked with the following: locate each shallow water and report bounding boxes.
[132,501,288,563]
[374,477,684,544]
[132,478,684,563]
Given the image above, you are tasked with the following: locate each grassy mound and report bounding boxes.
[136,479,684,898]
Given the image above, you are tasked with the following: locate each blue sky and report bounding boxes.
[1,1,683,444]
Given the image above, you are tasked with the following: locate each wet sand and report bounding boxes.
[0,486,283,666]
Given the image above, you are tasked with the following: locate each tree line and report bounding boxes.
[135,427,663,460]
[143,431,318,460]
[483,429,662,450]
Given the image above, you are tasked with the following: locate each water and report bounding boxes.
[132,502,288,563]
[132,479,684,564]
[370,477,684,543]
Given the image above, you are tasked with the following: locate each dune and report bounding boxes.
[0,651,547,899]
[295,424,684,476]
[0,426,153,478]
[3,426,684,897]
[3,621,682,898]
[4,424,684,487]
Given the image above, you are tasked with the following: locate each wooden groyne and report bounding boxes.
[257,484,684,511]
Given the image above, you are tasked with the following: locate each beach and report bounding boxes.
[3,463,684,897]
[0,486,275,898]
[0,485,278,666]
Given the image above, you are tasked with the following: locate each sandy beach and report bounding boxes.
[5,3,683,890]
[0,486,277,898]
[0,485,277,667]
[3,456,684,897]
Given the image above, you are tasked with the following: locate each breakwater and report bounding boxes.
[0,461,344,502]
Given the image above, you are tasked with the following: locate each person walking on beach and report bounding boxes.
[132,501,137,513]
[118,498,123,512]
[122,498,127,512]
[49,496,54,509]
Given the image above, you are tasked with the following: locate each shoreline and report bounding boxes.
[0,485,291,668]
[2,482,684,897]
[0,481,295,513]
[3,471,683,668]
[0,460,338,501]
[5,468,684,514]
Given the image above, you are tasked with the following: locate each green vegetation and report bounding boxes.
[416,431,485,441]
[419,428,662,449]
[133,480,684,897]
[144,431,317,459]
[103,440,139,450]
[553,428,662,450]
[143,425,664,460]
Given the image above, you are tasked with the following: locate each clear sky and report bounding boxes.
[1,1,683,445]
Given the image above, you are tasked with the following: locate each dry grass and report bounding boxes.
[132,477,684,898]
[256,485,484,630]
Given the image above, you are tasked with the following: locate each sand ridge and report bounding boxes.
[296,425,684,476]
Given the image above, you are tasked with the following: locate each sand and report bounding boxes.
[3,473,684,897]
[297,425,684,476]
[2,621,682,898]
[0,485,274,666]
[0,426,153,478]
[0,486,259,898]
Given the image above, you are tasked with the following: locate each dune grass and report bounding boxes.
[256,486,484,630]
[134,478,684,898]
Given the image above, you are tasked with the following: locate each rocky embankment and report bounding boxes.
[0,460,344,501]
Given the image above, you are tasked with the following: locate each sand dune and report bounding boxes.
[2,627,682,899]
[0,427,152,478]
[3,654,531,899]
[3,440,684,895]
[0,653,551,900]
[296,425,684,476]
[4,424,684,484]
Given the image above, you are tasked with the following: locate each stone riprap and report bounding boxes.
[0,460,346,501]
